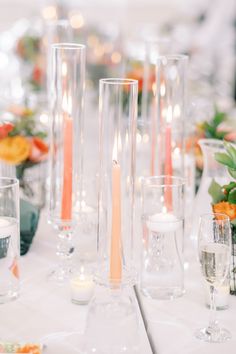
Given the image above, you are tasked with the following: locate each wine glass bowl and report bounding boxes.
[195,213,231,343]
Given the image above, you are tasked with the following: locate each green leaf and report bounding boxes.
[228,188,236,204]
[231,218,236,226]
[215,152,234,168]
[208,179,227,204]
[223,182,236,193]
[224,141,236,165]
[212,110,226,127]
[228,168,236,179]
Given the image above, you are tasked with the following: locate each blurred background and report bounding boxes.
[0,0,235,106]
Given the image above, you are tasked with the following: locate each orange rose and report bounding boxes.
[0,136,30,164]
[212,201,236,221]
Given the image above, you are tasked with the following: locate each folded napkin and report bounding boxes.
[20,199,40,256]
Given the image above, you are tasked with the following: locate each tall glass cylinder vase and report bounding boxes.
[96,78,138,288]
[45,20,73,101]
[152,55,188,177]
[48,43,85,282]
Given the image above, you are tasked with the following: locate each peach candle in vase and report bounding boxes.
[110,139,122,284]
[164,105,173,211]
[61,94,73,221]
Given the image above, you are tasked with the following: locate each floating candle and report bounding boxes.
[147,213,182,233]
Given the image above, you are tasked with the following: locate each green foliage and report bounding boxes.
[228,188,236,204]
[202,109,228,140]
[215,142,236,180]
[209,142,236,205]
[208,179,227,204]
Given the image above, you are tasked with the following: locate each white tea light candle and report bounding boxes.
[147,213,182,233]
[70,272,95,305]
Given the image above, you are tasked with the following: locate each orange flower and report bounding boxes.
[0,123,14,139]
[0,136,30,164]
[212,201,236,221]
[126,66,155,93]
[16,344,41,354]
[28,137,49,162]
[32,65,43,85]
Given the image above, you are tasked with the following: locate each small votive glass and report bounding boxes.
[0,178,20,303]
[70,265,95,305]
[140,176,185,299]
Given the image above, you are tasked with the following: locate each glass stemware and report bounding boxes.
[195,213,231,342]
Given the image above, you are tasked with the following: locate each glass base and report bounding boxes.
[195,327,231,343]
[141,286,184,300]
[0,289,19,304]
[48,266,73,284]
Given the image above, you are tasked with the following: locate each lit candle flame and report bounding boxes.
[62,93,72,115]
[62,61,67,77]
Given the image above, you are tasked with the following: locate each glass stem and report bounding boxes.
[207,285,219,334]
[57,228,74,274]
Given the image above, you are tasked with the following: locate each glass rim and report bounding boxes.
[141,175,185,187]
[0,177,19,189]
[200,213,230,222]
[157,54,189,61]
[52,43,86,51]
[99,78,138,86]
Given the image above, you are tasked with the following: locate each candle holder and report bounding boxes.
[124,39,172,192]
[83,286,140,353]
[96,78,138,288]
[48,43,85,282]
[152,55,188,177]
[140,176,185,299]
[45,19,73,99]
[70,264,95,305]
[0,178,20,303]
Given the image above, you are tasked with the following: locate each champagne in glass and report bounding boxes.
[200,243,230,286]
[195,213,231,343]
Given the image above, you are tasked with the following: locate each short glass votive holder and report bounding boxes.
[70,265,95,305]
[140,176,185,299]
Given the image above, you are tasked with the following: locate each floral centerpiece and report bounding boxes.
[208,142,236,294]
[0,342,42,353]
[0,104,48,181]
[186,108,236,190]
[15,34,44,92]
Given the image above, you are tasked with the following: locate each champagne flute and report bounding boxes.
[195,213,231,342]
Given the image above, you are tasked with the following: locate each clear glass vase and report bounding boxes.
[83,286,140,353]
[192,139,230,240]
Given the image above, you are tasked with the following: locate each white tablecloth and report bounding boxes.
[0,211,152,353]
